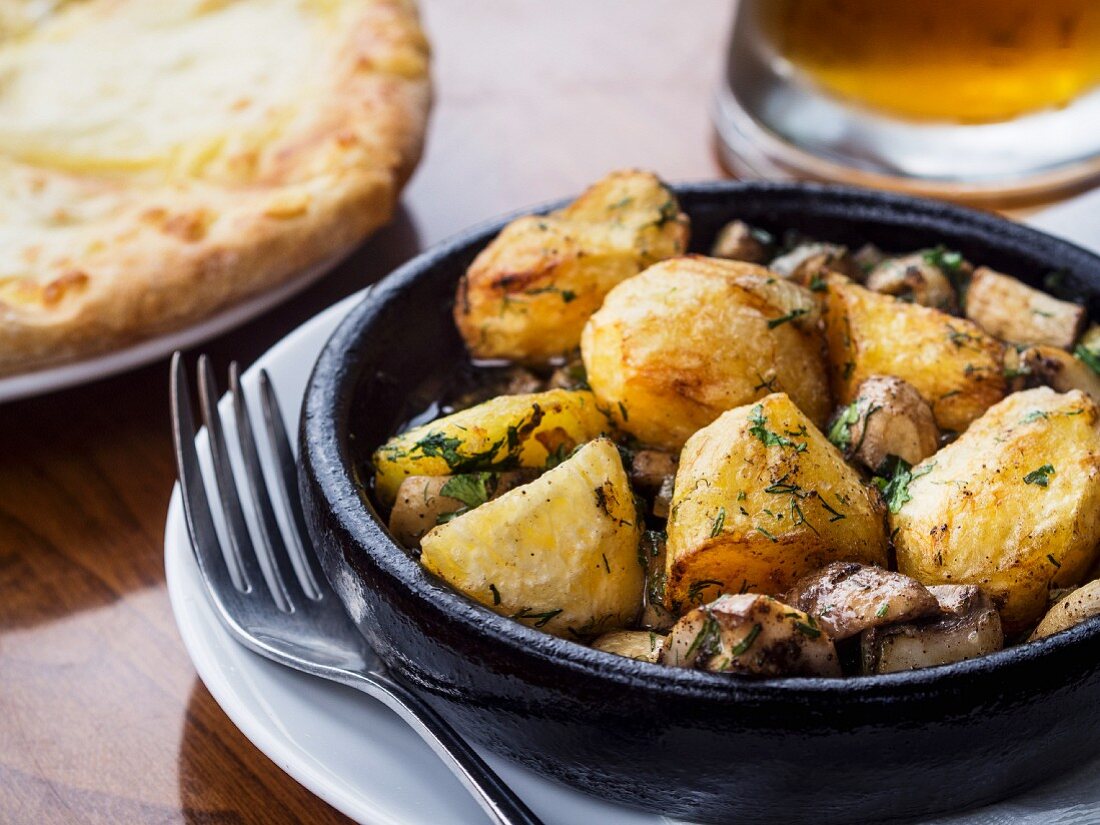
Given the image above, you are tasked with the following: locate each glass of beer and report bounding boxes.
[715,0,1100,206]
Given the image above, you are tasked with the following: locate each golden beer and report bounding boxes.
[758,0,1100,123]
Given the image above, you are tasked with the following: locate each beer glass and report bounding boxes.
[715,0,1100,205]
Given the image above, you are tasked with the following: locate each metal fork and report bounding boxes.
[169,352,543,825]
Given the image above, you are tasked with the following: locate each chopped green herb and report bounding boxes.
[730,623,763,656]
[512,607,563,628]
[767,307,809,330]
[1047,553,1062,569]
[710,507,727,538]
[842,361,855,380]
[794,620,821,639]
[872,456,935,513]
[1022,409,1049,424]
[489,583,501,605]
[827,402,861,451]
[808,274,827,292]
[756,526,778,542]
[748,405,807,452]
[1023,464,1055,487]
[685,612,722,658]
[440,473,493,509]
[818,495,846,522]
[601,553,611,574]
[617,401,629,422]
[688,579,724,604]
[1076,345,1100,376]
[875,602,889,618]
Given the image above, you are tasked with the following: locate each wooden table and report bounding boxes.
[0,3,732,821]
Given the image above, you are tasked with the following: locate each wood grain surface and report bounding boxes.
[0,3,731,822]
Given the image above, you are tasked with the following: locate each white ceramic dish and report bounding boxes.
[0,254,343,404]
[165,207,1100,824]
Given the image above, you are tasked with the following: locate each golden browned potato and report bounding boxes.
[785,562,940,640]
[453,169,689,363]
[581,256,831,451]
[892,387,1100,633]
[1030,579,1100,640]
[388,471,536,547]
[966,266,1085,349]
[827,375,940,472]
[822,275,1005,433]
[372,389,609,507]
[591,630,665,663]
[420,438,644,638]
[861,584,1003,674]
[664,393,888,610]
[661,593,841,677]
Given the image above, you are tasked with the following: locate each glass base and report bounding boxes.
[714,31,1100,209]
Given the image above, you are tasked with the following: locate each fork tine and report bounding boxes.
[229,362,302,613]
[257,369,324,600]
[170,353,249,604]
[196,355,261,595]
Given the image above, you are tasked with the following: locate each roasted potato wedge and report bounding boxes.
[665,393,888,610]
[1030,579,1100,640]
[420,438,644,638]
[453,169,689,363]
[893,387,1100,632]
[861,585,1003,674]
[822,275,1005,433]
[785,562,940,640]
[592,630,665,663]
[582,256,831,450]
[966,266,1085,349]
[827,375,940,471]
[661,593,841,677]
[373,389,609,507]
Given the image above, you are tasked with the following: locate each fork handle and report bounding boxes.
[344,670,545,825]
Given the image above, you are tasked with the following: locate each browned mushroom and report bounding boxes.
[965,266,1085,349]
[861,584,1003,674]
[865,252,959,312]
[827,375,940,471]
[785,562,940,640]
[388,470,536,547]
[639,530,675,631]
[768,242,860,287]
[661,593,841,677]
[1004,345,1100,400]
[630,450,678,492]
[1030,579,1100,641]
[710,220,773,264]
[591,630,665,663]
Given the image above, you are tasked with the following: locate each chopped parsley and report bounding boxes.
[875,602,889,618]
[685,612,723,658]
[512,607,563,628]
[827,402,861,451]
[1023,464,1055,487]
[872,456,935,513]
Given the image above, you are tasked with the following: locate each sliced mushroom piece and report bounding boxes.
[629,450,679,492]
[768,242,860,288]
[1030,579,1100,641]
[547,355,588,390]
[639,530,675,631]
[1005,344,1100,400]
[861,584,1003,674]
[653,474,675,520]
[388,471,536,547]
[827,375,940,471]
[852,243,886,275]
[785,562,940,641]
[966,266,1085,349]
[710,220,773,264]
[865,252,959,312]
[591,629,665,663]
[661,593,841,677]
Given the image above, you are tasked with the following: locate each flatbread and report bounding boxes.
[0,0,430,375]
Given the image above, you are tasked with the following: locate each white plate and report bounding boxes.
[0,253,344,405]
[166,218,1100,825]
